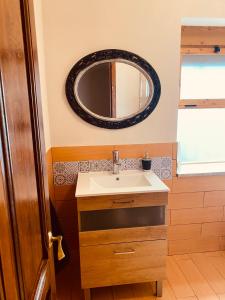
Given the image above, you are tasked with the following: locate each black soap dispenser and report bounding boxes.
[142,152,151,171]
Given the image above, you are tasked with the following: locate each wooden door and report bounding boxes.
[0,0,56,299]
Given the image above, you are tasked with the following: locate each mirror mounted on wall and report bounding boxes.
[65,49,161,129]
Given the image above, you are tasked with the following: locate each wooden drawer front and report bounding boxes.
[80,240,167,288]
[77,192,168,211]
[79,225,167,246]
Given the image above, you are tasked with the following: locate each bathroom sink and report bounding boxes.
[76,170,169,197]
[91,172,151,189]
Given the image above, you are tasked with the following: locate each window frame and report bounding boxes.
[177,26,225,171]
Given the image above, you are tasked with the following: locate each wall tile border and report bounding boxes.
[53,156,172,186]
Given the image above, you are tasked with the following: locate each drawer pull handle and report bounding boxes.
[113,248,136,255]
[113,200,134,204]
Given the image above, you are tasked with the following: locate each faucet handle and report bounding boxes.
[113,149,119,153]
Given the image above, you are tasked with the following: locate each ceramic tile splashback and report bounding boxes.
[53,157,172,186]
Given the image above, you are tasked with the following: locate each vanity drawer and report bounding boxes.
[80,239,167,288]
[79,206,165,231]
[77,192,168,211]
[79,225,167,246]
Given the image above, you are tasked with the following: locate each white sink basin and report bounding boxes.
[91,172,151,189]
[76,170,169,197]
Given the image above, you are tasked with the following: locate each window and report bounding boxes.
[180,55,225,100]
[177,108,225,164]
[177,54,225,169]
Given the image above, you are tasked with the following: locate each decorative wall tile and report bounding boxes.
[89,160,113,172]
[79,160,90,173]
[161,168,172,180]
[124,158,141,170]
[151,157,162,168]
[65,173,76,185]
[151,158,161,177]
[90,160,102,172]
[161,157,172,168]
[99,160,113,171]
[54,162,66,174]
[153,168,161,178]
[54,174,67,185]
[53,156,172,185]
[53,161,79,175]
[64,162,79,174]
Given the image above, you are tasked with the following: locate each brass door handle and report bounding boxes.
[48,232,65,261]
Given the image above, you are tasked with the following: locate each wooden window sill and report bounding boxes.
[179,99,225,109]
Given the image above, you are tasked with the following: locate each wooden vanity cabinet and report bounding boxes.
[76,192,168,300]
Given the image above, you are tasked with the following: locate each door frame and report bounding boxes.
[0,0,56,298]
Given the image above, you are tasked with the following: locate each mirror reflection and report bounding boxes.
[75,61,152,119]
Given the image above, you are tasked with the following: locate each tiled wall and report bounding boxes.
[168,180,225,255]
[53,156,172,186]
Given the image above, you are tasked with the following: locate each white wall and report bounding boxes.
[39,0,225,147]
[33,1,51,150]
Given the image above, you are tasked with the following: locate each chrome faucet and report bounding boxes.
[112,150,121,174]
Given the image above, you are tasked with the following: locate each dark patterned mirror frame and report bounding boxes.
[65,49,161,129]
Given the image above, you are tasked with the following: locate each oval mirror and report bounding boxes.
[66,49,161,129]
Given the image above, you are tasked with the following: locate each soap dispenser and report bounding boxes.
[141,152,151,171]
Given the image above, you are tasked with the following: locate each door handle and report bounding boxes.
[48,231,65,261]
